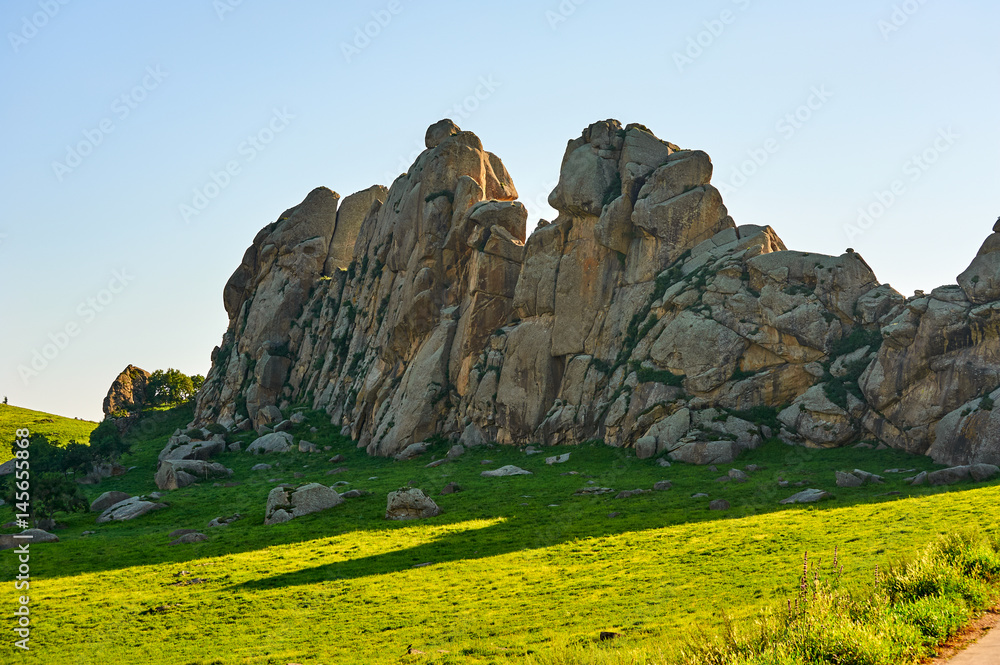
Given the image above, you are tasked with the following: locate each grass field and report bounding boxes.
[0,404,98,464]
[0,405,997,664]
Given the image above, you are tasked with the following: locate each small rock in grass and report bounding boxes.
[440,482,463,495]
[657,459,671,467]
[481,465,532,477]
[480,460,494,465]
[329,454,345,463]
[692,493,709,499]
[779,489,831,504]
[326,467,348,475]
[728,469,748,483]
[600,632,620,641]
[614,489,650,499]
[169,532,207,545]
[745,464,759,473]
[715,476,730,483]
[168,529,200,539]
[545,453,571,465]
[709,500,730,511]
[653,480,672,491]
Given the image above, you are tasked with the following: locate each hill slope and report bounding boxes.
[0,404,98,461]
[3,406,999,663]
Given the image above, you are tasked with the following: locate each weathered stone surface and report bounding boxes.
[395,442,430,461]
[709,499,730,511]
[184,119,1000,470]
[0,529,59,550]
[668,441,740,466]
[835,471,863,488]
[90,491,131,513]
[264,483,344,525]
[103,365,150,418]
[385,488,442,520]
[155,460,232,491]
[97,497,167,523]
[247,432,294,454]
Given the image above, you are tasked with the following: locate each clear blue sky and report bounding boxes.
[1,0,997,422]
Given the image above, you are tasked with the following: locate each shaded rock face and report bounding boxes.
[189,118,1000,466]
[103,365,150,417]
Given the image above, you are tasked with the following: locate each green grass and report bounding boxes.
[0,403,98,463]
[1,405,998,663]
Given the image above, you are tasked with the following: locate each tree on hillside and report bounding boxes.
[145,369,205,406]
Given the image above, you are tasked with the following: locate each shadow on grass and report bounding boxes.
[5,404,991,583]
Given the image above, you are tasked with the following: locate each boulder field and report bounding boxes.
[184,119,1000,466]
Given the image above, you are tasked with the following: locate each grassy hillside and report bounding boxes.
[1,405,997,664]
[0,403,98,461]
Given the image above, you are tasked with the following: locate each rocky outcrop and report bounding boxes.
[187,119,1000,467]
[103,365,151,417]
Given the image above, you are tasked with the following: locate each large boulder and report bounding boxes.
[155,460,233,491]
[90,491,131,513]
[264,483,344,525]
[247,432,294,454]
[96,497,167,523]
[0,529,59,550]
[385,488,442,521]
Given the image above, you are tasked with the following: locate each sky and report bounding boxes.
[1,0,997,422]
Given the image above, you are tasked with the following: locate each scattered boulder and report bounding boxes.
[155,460,233,491]
[247,432,294,454]
[251,463,272,472]
[329,454,345,463]
[615,489,651,499]
[545,453,570,465]
[446,444,466,459]
[481,465,533,477]
[290,412,307,425]
[339,489,365,499]
[925,464,1000,486]
[97,497,167,523]
[657,459,671,468]
[728,469,748,483]
[779,489,831,505]
[0,529,59,550]
[668,440,741,466]
[207,514,242,528]
[264,483,344,525]
[835,471,864,488]
[158,434,226,463]
[653,480,673,491]
[258,405,283,426]
[394,442,430,461]
[298,440,318,453]
[169,532,207,545]
[385,488,442,520]
[440,482,463,495]
[90,491,131,513]
[709,499,730,511]
[228,442,242,452]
